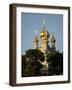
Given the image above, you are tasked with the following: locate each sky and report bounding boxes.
[21,12,63,55]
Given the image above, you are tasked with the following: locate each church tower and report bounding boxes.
[51,33,56,50]
[33,30,39,49]
[40,18,50,52]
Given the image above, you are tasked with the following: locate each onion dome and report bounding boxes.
[51,33,56,42]
[40,18,50,38]
[34,30,39,43]
[40,29,50,38]
[33,36,39,43]
[40,30,45,37]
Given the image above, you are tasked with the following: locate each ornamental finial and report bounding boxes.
[35,30,38,37]
[43,18,45,25]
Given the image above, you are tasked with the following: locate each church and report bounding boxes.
[33,19,56,75]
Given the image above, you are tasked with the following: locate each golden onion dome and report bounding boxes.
[40,18,50,38]
[40,30,45,37]
[40,30,50,38]
[33,36,39,42]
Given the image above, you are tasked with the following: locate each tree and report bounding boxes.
[26,49,44,61]
[22,49,63,77]
[22,49,43,77]
[46,51,63,75]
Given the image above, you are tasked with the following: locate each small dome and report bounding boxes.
[45,30,50,37]
[33,36,39,42]
[51,33,56,42]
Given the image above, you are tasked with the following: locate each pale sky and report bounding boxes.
[21,13,63,55]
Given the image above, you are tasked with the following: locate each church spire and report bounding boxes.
[42,18,45,30]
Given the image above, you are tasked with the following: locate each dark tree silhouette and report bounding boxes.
[47,51,63,75]
[22,49,63,77]
[22,49,43,77]
[26,49,44,61]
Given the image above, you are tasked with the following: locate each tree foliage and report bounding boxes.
[26,49,44,61]
[22,49,63,77]
[47,51,63,75]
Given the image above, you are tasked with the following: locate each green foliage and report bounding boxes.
[22,49,63,77]
[26,49,44,61]
[46,51,63,75]
[22,49,43,77]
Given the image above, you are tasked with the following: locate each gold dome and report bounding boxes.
[33,36,39,42]
[40,30,45,37]
[40,30,50,38]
